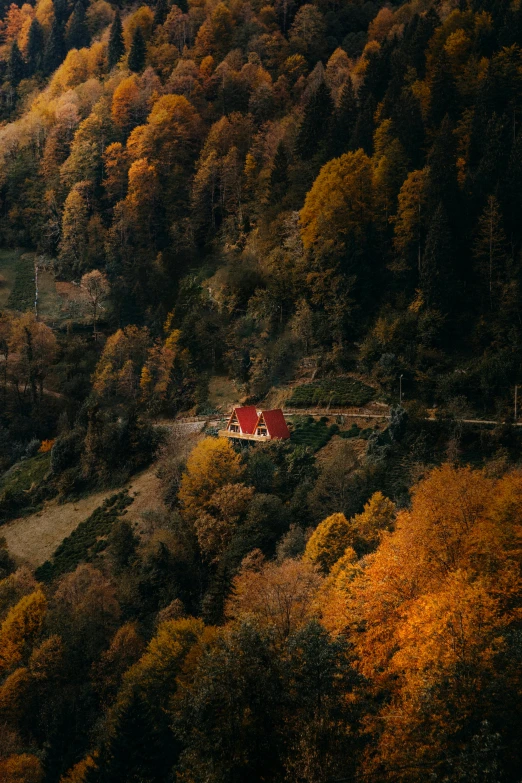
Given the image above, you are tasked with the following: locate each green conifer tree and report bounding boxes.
[421,202,453,309]
[331,77,357,157]
[108,9,125,70]
[7,40,25,86]
[296,80,334,159]
[66,2,90,51]
[43,15,66,76]
[269,142,289,203]
[53,0,68,25]
[154,0,169,27]
[128,26,146,73]
[350,94,376,155]
[26,18,45,75]
[428,51,458,128]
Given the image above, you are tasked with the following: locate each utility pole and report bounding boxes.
[515,385,518,422]
[34,261,38,320]
[399,374,404,404]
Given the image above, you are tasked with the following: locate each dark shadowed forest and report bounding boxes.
[0,0,522,779]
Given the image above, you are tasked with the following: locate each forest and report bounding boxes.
[0,0,522,778]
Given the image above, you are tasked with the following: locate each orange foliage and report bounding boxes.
[226,551,323,642]
[0,754,43,783]
[39,439,54,453]
[300,149,374,251]
[322,465,522,780]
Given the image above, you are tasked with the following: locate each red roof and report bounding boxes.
[258,409,290,439]
[231,406,259,435]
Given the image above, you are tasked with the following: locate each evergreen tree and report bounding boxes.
[295,80,334,159]
[128,26,146,73]
[407,8,438,77]
[53,0,68,25]
[422,202,453,309]
[358,45,389,105]
[473,194,511,312]
[26,18,45,75]
[392,87,425,169]
[426,115,459,215]
[66,2,90,51]
[108,9,125,70]
[502,132,522,246]
[428,51,458,128]
[7,41,25,86]
[331,77,357,157]
[269,142,289,203]
[471,112,510,206]
[350,94,376,156]
[43,15,66,76]
[154,0,169,27]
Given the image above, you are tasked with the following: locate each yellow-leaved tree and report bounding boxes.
[304,512,353,572]
[0,589,47,675]
[299,149,374,252]
[178,437,244,522]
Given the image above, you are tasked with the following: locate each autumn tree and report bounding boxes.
[91,325,150,403]
[0,589,47,675]
[349,491,396,555]
[340,465,522,780]
[304,512,353,572]
[88,617,205,782]
[0,755,43,783]
[80,269,110,336]
[179,437,244,522]
[8,313,58,406]
[393,167,430,277]
[226,552,322,641]
[58,181,90,277]
[300,149,374,253]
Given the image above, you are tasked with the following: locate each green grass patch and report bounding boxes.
[0,452,51,494]
[7,253,35,312]
[290,416,339,451]
[36,491,133,583]
[287,377,375,408]
[0,249,24,309]
[0,452,52,524]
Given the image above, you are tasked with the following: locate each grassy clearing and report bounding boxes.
[0,452,51,495]
[0,452,52,524]
[36,491,133,582]
[7,252,36,312]
[0,249,25,309]
[287,377,375,408]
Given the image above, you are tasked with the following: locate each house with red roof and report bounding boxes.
[221,407,290,441]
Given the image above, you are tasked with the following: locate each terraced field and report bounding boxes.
[287,377,376,408]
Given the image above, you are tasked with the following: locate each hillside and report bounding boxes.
[1,0,522,780]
